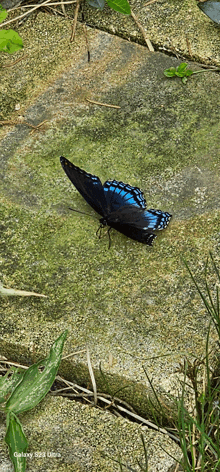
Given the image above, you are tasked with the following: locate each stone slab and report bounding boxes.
[0,396,181,471]
[0,13,219,419]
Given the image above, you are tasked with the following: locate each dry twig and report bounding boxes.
[1,54,28,68]
[87,347,97,406]
[82,23,90,62]
[54,375,180,442]
[86,99,121,109]
[0,358,179,443]
[130,9,154,52]
[0,0,76,28]
[70,0,81,42]
[0,119,48,133]
[0,0,55,27]
[143,0,158,6]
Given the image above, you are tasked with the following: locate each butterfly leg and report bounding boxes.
[96,224,103,239]
[96,224,112,248]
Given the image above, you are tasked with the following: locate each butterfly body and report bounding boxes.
[60,156,172,246]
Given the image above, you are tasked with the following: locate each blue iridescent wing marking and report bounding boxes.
[103,180,146,211]
[60,156,172,246]
[60,156,107,217]
[141,209,172,230]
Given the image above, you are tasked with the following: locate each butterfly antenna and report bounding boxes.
[68,207,97,221]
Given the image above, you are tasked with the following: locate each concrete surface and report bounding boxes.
[0,4,219,471]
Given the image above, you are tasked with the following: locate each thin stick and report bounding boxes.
[70,0,81,42]
[0,120,19,125]
[82,23,90,62]
[0,119,47,132]
[0,0,62,28]
[0,360,29,369]
[1,54,28,68]
[20,1,76,7]
[143,0,158,6]
[62,349,87,359]
[173,462,180,472]
[60,0,67,15]
[29,119,48,134]
[86,347,97,406]
[55,375,180,442]
[130,10,154,52]
[86,99,121,109]
[194,62,220,70]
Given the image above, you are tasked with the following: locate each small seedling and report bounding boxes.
[164,63,194,84]
[164,62,219,84]
[0,4,23,54]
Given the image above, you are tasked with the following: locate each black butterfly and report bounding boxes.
[60,156,172,246]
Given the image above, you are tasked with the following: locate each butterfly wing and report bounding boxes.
[60,156,107,217]
[113,224,156,245]
[103,180,146,212]
[101,180,171,245]
[103,206,156,245]
[141,209,172,230]
[104,206,171,245]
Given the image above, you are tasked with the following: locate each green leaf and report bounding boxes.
[0,29,23,54]
[5,412,28,472]
[164,62,194,83]
[5,330,67,414]
[0,282,47,297]
[181,76,188,84]
[164,67,177,77]
[175,71,186,77]
[176,62,188,73]
[106,0,131,15]
[0,368,25,404]
[0,4,7,23]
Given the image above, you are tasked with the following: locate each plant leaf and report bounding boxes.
[5,331,67,414]
[176,62,188,73]
[0,4,7,23]
[175,63,193,77]
[5,412,28,472]
[164,67,176,77]
[106,0,131,15]
[87,0,105,9]
[0,368,25,404]
[182,77,188,84]
[164,63,194,82]
[0,29,23,54]
[0,283,47,297]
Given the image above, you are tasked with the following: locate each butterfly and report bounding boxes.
[60,156,172,247]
